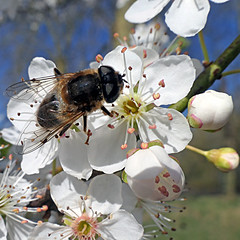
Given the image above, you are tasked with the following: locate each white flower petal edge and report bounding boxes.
[139,108,192,153]
[144,54,196,105]
[50,171,89,216]
[6,216,35,240]
[28,222,67,240]
[28,57,56,79]
[21,139,58,174]
[87,174,123,214]
[165,0,210,37]
[210,0,229,2]
[59,131,93,180]
[0,216,7,240]
[125,0,169,23]
[98,209,144,240]
[87,124,136,173]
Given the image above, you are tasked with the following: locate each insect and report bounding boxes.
[6,65,124,154]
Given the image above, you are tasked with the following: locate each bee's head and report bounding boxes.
[98,65,124,103]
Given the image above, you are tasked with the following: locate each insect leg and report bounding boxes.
[83,115,87,133]
[59,123,72,137]
[101,106,113,117]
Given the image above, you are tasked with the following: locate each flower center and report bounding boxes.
[67,213,98,239]
[116,93,146,123]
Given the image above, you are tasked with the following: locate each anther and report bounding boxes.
[149,124,156,129]
[108,124,115,129]
[159,79,165,87]
[95,54,103,63]
[21,220,28,224]
[153,93,160,100]
[121,144,128,150]
[167,113,173,120]
[113,33,119,38]
[141,142,148,149]
[121,47,127,53]
[127,128,135,134]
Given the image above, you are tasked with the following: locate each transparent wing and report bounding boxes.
[5,73,76,101]
[19,111,85,154]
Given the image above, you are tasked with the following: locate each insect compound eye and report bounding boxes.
[98,65,124,103]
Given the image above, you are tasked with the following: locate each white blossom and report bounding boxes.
[125,0,230,37]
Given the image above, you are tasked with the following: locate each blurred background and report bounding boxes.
[0,0,240,239]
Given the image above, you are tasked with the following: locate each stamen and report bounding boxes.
[95,54,103,63]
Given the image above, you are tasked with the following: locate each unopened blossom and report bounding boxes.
[206,148,239,172]
[124,140,185,201]
[125,0,230,37]
[0,156,47,239]
[88,45,194,164]
[187,90,233,131]
[29,172,143,240]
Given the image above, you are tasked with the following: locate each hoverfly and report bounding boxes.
[6,65,124,154]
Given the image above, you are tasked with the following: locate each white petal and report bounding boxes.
[0,126,21,145]
[21,138,58,174]
[7,91,39,133]
[139,108,192,153]
[0,216,7,240]
[210,0,229,3]
[6,216,34,240]
[192,58,204,77]
[98,209,143,240]
[59,131,92,180]
[28,223,69,240]
[89,61,100,69]
[88,174,123,214]
[88,124,136,173]
[125,0,169,23]
[121,183,138,213]
[102,46,142,86]
[50,171,88,214]
[165,0,210,37]
[28,57,56,79]
[143,55,195,105]
[130,46,159,67]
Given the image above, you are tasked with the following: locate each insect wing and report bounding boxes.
[6,75,58,101]
[19,111,85,154]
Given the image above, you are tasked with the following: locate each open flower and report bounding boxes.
[88,45,194,163]
[125,0,230,37]
[187,90,233,131]
[0,155,47,240]
[29,172,143,240]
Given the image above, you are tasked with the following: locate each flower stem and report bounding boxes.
[52,159,56,176]
[170,34,240,112]
[198,30,210,63]
[185,145,207,156]
[221,69,240,77]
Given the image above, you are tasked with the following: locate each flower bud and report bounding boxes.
[125,142,185,201]
[206,148,239,172]
[187,90,233,131]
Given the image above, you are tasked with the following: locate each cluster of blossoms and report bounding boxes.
[1,0,239,239]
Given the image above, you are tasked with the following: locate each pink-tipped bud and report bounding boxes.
[206,148,239,172]
[187,90,233,131]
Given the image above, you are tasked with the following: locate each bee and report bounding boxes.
[6,66,124,153]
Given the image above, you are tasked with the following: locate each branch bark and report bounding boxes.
[170,34,240,112]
